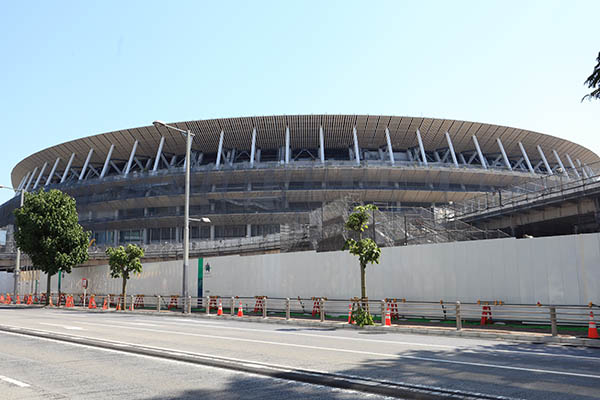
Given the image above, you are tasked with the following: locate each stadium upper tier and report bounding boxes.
[12,115,598,191]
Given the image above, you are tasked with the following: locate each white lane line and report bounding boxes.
[39,322,84,331]
[66,321,600,379]
[3,329,474,400]
[0,375,30,387]
[113,318,224,326]
[58,315,600,361]
[102,320,160,327]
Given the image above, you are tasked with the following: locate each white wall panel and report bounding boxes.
[14,233,600,306]
[203,234,600,305]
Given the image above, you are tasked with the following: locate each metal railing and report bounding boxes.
[5,292,597,337]
[450,161,600,219]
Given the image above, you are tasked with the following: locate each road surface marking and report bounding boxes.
[57,315,600,361]
[55,321,600,379]
[102,320,160,327]
[0,375,30,387]
[2,329,491,400]
[39,322,84,330]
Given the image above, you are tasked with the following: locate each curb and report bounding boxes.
[40,305,600,349]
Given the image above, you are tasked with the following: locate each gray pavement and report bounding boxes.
[1,307,600,399]
[0,330,392,400]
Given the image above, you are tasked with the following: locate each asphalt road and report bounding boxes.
[1,307,599,399]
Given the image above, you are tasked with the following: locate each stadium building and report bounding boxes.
[0,114,598,264]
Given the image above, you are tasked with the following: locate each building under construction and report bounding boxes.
[0,114,598,267]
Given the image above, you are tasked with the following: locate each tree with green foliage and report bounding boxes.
[342,204,382,326]
[14,189,90,306]
[106,244,144,310]
[582,51,600,101]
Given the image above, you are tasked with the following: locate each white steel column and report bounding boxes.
[565,154,580,178]
[124,140,138,176]
[285,126,290,164]
[385,127,395,165]
[472,136,487,169]
[250,128,257,168]
[416,129,427,166]
[16,173,29,191]
[496,138,512,170]
[577,159,589,179]
[79,148,94,180]
[24,167,38,191]
[552,150,569,178]
[216,131,224,169]
[319,125,325,164]
[584,163,594,178]
[61,153,76,183]
[152,137,165,172]
[100,144,115,178]
[518,142,535,174]
[352,126,360,166]
[33,162,48,189]
[45,158,61,186]
[536,145,553,175]
[444,132,458,167]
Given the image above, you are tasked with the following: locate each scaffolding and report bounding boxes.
[295,197,509,253]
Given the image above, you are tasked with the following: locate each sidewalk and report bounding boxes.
[31,304,600,349]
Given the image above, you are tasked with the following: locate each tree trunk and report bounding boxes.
[360,262,367,309]
[45,273,51,306]
[122,277,127,310]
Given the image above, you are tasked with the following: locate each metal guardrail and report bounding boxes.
[451,161,600,219]
[4,292,597,337]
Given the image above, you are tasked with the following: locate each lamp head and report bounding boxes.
[152,120,166,128]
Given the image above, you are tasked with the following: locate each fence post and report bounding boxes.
[156,295,161,312]
[263,297,268,318]
[320,298,325,322]
[285,298,290,320]
[550,306,557,336]
[456,301,462,331]
[205,296,210,315]
[380,300,386,326]
[231,297,235,316]
[107,294,110,309]
[131,295,134,311]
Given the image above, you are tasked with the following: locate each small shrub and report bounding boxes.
[352,307,374,327]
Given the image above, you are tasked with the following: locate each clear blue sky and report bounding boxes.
[0,0,598,204]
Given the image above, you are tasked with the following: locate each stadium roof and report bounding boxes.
[12,115,599,188]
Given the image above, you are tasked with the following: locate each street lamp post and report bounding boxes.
[0,185,25,303]
[152,121,200,313]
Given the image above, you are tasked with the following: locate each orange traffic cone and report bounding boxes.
[237,301,244,317]
[89,296,97,309]
[27,295,33,305]
[347,304,353,324]
[116,301,121,311]
[6,294,11,304]
[16,295,20,305]
[48,295,53,307]
[217,300,223,316]
[102,297,108,310]
[384,307,392,327]
[589,311,599,339]
[130,301,134,311]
